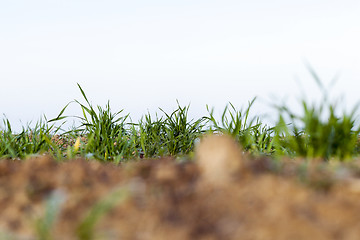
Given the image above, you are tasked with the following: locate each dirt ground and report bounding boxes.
[2,153,360,239]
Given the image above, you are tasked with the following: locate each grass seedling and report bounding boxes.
[135,112,167,158]
[0,117,59,159]
[49,84,136,161]
[273,101,360,160]
[205,98,274,155]
[273,66,360,160]
[76,186,129,240]
[159,101,206,156]
[34,190,66,240]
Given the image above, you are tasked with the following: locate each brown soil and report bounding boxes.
[1,154,360,240]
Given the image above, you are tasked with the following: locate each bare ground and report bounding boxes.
[1,154,360,239]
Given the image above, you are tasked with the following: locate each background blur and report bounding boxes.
[1,0,359,131]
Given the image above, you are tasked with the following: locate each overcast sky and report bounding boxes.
[1,0,360,131]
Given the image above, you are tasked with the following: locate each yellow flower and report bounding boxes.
[74,137,81,152]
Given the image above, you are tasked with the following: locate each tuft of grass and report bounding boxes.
[273,66,360,161]
[0,117,59,159]
[49,84,137,161]
[205,98,274,155]
[159,101,207,156]
[135,112,167,158]
[273,100,360,160]
[131,102,206,159]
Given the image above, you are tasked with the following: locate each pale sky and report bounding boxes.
[1,0,360,131]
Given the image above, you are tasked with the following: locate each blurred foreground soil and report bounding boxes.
[1,155,360,239]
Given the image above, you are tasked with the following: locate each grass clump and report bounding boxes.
[205,98,274,155]
[135,112,167,158]
[0,117,59,159]
[49,84,137,162]
[273,66,360,160]
[273,99,360,160]
[134,102,206,158]
[160,102,206,156]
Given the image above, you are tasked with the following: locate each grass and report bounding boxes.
[272,65,360,160]
[34,190,66,240]
[48,84,136,162]
[136,112,167,158]
[1,68,360,240]
[0,186,128,240]
[159,102,206,156]
[273,100,360,160]
[0,117,60,159]
[1,70,360,162]
[205,98,274,155]
[76,186,129,240]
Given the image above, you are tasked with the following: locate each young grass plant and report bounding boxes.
[273,66,360,161]
[0,117,59,159]
[34,190,66,240]
[273,100,360,160]
[49,84,137,161]
[135,112,167,158]
[159,102,206,156]
[205,98,274,155]
[76,186,129,240]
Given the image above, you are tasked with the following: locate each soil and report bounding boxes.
[1,154,360,240]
